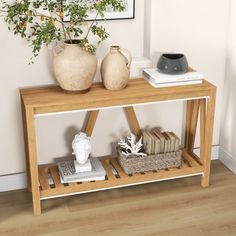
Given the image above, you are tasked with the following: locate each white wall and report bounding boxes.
[220,0,236,157]
[0,0,146,175]
[148,0,230,147]
[0,0,230,176]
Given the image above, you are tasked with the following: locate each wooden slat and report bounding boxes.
[190,152,203,166]
[124,106,141,137]
[40,159,204,199]
[137,171,156,177]
[180,160,189,169]
[83,110,99,137]
[182,149,200,167]
[101,160,116,180]
[49,166,64,188]
[131,172,142,176]
[38,168,50,190]
[68,182,78,187]
[110,159,127,178]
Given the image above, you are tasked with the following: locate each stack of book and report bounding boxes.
[143,68,203,88]
[58,157,106,183]
[142,128,180,155]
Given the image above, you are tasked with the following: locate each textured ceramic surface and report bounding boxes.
[157,53,188,74]
[101,46,132,90]
[53,40,97,93]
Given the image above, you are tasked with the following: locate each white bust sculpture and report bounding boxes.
[72,132,92,169]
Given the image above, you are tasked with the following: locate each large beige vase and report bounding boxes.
[101,46,132,90]
[53,40,97,93]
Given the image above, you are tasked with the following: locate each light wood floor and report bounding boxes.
[0,161,236,236]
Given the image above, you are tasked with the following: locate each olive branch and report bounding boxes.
[0,0,125,62]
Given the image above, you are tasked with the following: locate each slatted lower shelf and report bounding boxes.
[38,149,204,200]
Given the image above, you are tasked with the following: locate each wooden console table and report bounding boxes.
[20,78,216,215]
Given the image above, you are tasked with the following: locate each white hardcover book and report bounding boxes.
[60,176,105,183]
[144,75,202,88]
[143,69,204,84]
[58,157,106,183]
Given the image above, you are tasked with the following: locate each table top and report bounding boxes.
[20,78,216,115]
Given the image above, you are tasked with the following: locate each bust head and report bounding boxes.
[72,132,91,164]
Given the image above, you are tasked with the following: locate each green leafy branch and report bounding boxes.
[0,0,125,61]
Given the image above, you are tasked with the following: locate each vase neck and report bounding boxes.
[62,41,82,52]
[110,46,120,53]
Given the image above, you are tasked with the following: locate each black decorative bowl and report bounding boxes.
[157,53,188,74]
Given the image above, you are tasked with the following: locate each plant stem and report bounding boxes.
[57,15,71,42]
[21,9,68,41]
[66,27,72,42]
[56,1,71,43]
[85,11,99,39]
[61,23,68,41]
[33,11,61,25]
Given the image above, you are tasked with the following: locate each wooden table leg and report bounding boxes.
[185,100,200,153]
[200,99,206,164]
[21,97,31,192]
[201,89,216,187]
[83,110,99,137]
[25,107,41,215]
[185,100,192,151]
[124,106,141,137]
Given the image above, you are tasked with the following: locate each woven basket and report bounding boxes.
[117,150,182,175]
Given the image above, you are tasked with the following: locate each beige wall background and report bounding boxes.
[220,0,236,157]
[0,0,231,175]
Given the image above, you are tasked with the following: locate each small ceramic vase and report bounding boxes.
[101,46,132,90]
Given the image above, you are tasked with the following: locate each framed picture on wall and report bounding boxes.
[64,0,135,22]
[87,0,135,21]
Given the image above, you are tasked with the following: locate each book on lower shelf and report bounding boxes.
[143,68,203,88]
[58,157,106,183]
[142,129,180,155]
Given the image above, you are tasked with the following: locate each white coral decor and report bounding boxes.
[118,133,147,158]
